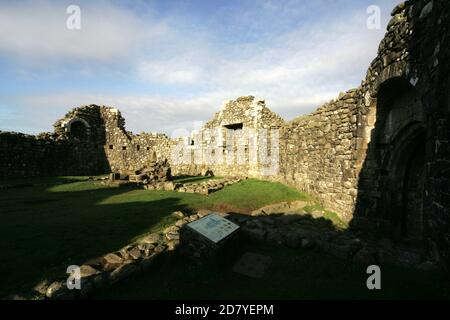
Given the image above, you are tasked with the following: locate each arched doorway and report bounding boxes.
[374,77,427,243]
[380,124,426,241]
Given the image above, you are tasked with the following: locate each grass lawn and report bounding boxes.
[0,177,306,297]
[93,241,450,300]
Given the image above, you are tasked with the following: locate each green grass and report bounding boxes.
[0,177,306,297]
[201,179,309,212]
[303,204,348,229]
[93,242,450,300]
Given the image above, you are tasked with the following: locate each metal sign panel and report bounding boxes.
[187,213,240,244]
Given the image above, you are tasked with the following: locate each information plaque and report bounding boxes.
[186,213,240,244]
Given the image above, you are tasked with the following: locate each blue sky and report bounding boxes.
[0,0,399,135]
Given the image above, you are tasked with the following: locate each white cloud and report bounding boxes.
[0,0,399,135]
[0,1,167,67]
[138,60,204,85]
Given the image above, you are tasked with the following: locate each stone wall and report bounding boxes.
[98,107,173,174]
[0,131,108,177]
[278,89,360,222]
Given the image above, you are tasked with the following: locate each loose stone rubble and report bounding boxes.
[110,158,172,184]
[142,177,242,195]
[175,177,242,195]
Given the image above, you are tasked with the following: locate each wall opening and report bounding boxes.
[374,77,426,242]
[379,125,426,242]
[69,120,88,140]
[224,123,243,130]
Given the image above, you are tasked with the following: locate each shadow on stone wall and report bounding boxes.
[353,77,426,243]
[353,0,450,266]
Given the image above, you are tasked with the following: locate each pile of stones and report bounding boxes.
[143,177,243,195]
[177,177,242,195]
[110,159,172,185]
[138,159,172,183]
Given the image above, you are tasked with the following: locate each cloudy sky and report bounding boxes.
[0,0,399,135]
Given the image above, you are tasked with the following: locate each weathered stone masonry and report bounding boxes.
[0,105,174,178]
[279,90,360,223]
[0,0,448,264]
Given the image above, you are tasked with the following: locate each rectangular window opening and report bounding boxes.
[224,123,243,131]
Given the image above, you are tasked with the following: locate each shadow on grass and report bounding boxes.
[0,183,192,297]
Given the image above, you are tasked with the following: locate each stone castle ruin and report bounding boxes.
[0,0,449,266]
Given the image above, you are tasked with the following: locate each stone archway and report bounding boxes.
[66,118,90,140]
